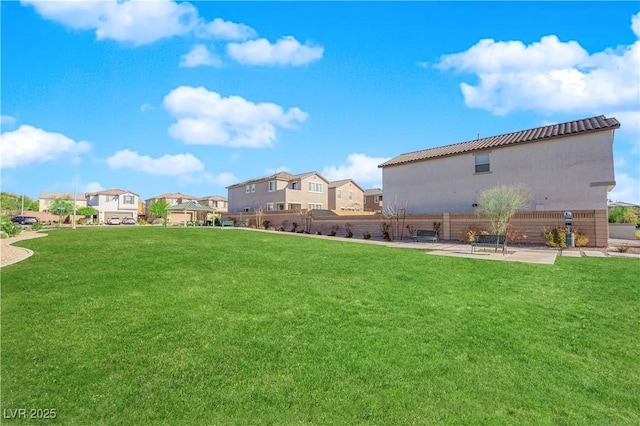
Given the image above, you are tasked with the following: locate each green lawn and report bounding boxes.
[2,227,638,425]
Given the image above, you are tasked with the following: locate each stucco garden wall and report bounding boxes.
[222,209,609,247]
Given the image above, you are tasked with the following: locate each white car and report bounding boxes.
[107,217,121,225]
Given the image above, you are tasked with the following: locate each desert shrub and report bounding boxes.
[1,221,22,237]
[433,222,442,239]
[461,225,489,244]
[344,223,353,238]
[543,227,588,248]
[380,222,391,241]
[616,244,630,253]
[328,225,339,236]
[363,231,371,240]
[505,227,528,243]
[406,224,416,237]
[262,220,270,230]
[291,222,298,232]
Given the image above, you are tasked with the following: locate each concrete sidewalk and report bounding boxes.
[390,241,558,265]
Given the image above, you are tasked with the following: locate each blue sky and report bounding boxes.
[2,1,639,204]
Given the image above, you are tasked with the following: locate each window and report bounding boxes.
[246,185,251,193]
[268,181,276,192]
[266,203,274,211]
[308,182,323,193]
[123,195,134,204]
[337,189,342,199]
[308,203,323,210]
[348,190,353,200]
[475,154,490,173]
[251,184,256,193]
[244,207,250,212]
[374,195,379,203]
[291,182,297,190]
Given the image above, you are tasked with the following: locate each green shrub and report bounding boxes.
[608,206,638,224]
[1,221,22,237]
[31,222,43,231]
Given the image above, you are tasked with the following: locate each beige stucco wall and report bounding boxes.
[382,131,615,214]
[329,182,364,211]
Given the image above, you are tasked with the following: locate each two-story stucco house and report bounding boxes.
[328,179,365,211]
[379,115,619,214]
[227,171,330,213]
[198,195,228,215]
[39,191,87,212]
[85,189,141,222]
[145,192,198,217]
[363,188,383,212]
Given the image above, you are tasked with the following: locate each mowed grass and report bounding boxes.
[2,227,639,425]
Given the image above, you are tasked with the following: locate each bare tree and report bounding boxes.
[382,195,407,240]
[294,207,313,233]
[475,184,532,235]
[253,205,265,229]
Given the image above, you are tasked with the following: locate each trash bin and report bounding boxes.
[566,232,575,248]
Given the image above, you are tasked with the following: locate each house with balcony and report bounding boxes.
[363,188,383,212]
[328,179,364,211]
[85,189,141,222]
[227,171,330,213]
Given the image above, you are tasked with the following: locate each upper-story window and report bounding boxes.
[348,190,353,200]
[123,195,135,204]
[308,182,323,193]
[251,184,256,193]
[337,189,342,199]
[268,181,276,192]
[105,195,118,202]
[246,185,251,193]
[475,153,490,173]
[374,195,379,203]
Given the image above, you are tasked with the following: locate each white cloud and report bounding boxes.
[322,153,391,186]
[437,31,640,115]
[0,125,90,169]
[227,36,323,66]
[609,172,640,205]
[1,115,17,126]
[204,172,238,187]
[180,44,222,68]
[106,149,204,175]
[632,12,640,38]
[163,86,308,147]
[85,182,105,193]
[22,0,198,46]
[140,103,154,112]
[196,18,256,41]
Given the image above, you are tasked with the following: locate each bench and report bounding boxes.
[221,220,234,227]
[472,234,507,255]
[414,229,438,243]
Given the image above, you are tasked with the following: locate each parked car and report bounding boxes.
[11,215,38,225]
[122,217,136,225]
[107,216,121,225]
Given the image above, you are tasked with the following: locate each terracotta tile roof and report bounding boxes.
[379,115,620,168]
[228,171,328,188]
[86,188,140,197]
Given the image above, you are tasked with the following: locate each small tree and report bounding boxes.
[149,199,170,219]
[49,196,74,227]
[76,206,98,224]
[475,184,531,235]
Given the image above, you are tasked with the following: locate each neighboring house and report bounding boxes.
[227,171,330,213]
[86,189,141,222]
[198,195,228,216]
[39,191,87,212]
[379,115,619,214]
[328,179,364,211]
[144,192,198,217]
[363,188,383,212]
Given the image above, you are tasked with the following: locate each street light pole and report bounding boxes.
[72,165,77,230]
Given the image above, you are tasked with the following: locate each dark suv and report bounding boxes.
[11,216,38,225]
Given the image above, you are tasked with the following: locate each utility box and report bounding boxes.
[564,211,573,228]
